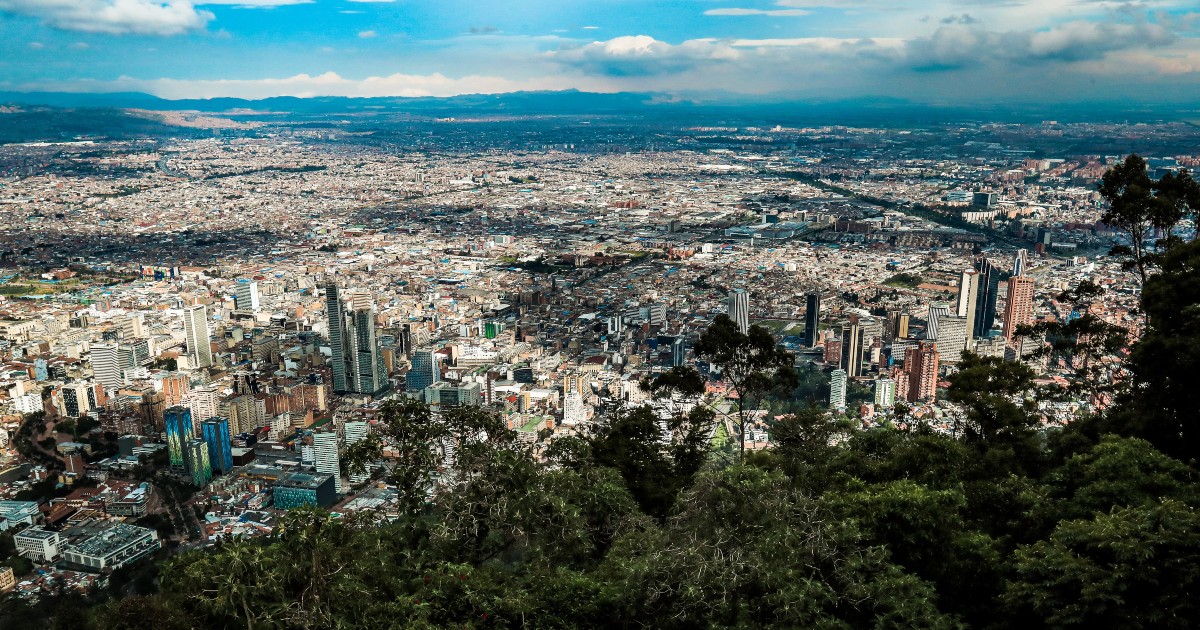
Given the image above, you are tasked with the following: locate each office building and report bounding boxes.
[201,417,233,474]
[886,309,909,342]
[0,566,13,594]
[90,343,123,393]
[184,438,212,486]
[840,318,864,378]
[926,303,952,342]
[407,349,440,393]
[936,315,971,363]
[327,284,388,396]
[183,305,212,368]
[804,292,821,347]
[1004,276,1037,341]
[164,406,193,470]
[874,378,896,409]
[426,380,482,407]
[956,269,980,340]
[829,369,847,412]
[15,528,61,562]
[728,289,749,334]
[344,421,370,485]
[273,472,336,509]
[62,523,160,572]
[312,431,342,494]
[562,390,586,426]
[1013,249,1028,278]
[671,337,686,367]
[973,256,1001,338]
[235,280,261,311]
[905,343,939,403]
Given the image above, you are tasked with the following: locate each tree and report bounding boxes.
[1114,238,1200,462]
[1006,499,1200,629]
[1098,154,1200,285]
[694,314,796,461]
[945,353,1039,449]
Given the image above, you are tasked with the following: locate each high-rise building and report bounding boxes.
[312,431,342,494]
[905,342,939,403]
[562,390,586,426]
[90,343,123,393]
[927,303,952,342]
[973,256,1001,339]
[201,417,233,474]
[1013,249,1028,277]
[840,318,864,378]
[183,305,212,368]
[184,438,212,486]
[670,337,686,367]
[327,284,388,395]
[164,406,193,470]
[343,421,370,484]
[829,369,847,412]
[956,269,980,340]
[1004,276,1036,342]
[728,289,749,334]
[874,378,896,409]
[804,292,821,347]
[235,280,261,311]
[885,309,909,342]
[936,315,970,363]
[407,349,440,393]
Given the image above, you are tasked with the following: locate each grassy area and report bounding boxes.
[883,273,923,288]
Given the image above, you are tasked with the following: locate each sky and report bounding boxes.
[0,0,1197,103]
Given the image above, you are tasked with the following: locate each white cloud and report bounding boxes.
[28,41,44,49]
[549,35,740,75]
[21,71,589,99]
[197,0,311,5]
[358,30,377,38]
[0,0,214,35]
[346,0,394,3]
[705,8,810,16]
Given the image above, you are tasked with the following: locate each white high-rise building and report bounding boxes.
[90,343,124,393]
[935,315,971,364]
[183,386,221,429]
[312,431,343,494]
[119,313,145,339]
[728,289,749,334]
[562,391,586,426]
[343,421,370,484]
[874,378,896,409]
[183,305,212,368]
[235,280,261,312]
[926,303,952,341]
[830,369,847,412]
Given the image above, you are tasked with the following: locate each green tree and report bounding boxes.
[1006,499,1200,629]
[1099,154,1200,285]
[694,314,796,461]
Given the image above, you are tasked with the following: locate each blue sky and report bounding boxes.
[0,0,1197,102]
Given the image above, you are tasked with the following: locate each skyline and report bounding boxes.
[0,0,1197,103]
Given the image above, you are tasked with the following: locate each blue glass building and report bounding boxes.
[201,417,233,474]
[164,406,193,470]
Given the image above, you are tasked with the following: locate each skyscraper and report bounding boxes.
[973,256,1000,338]
[956,269,980,340]
[327,284,388,395]
[184,438,212,487]
[312,431,342,494]
[840,317,864,378]
[936,315,970,363]
[326,284,349,393]
[804,292,821,347]
[201,417,233,474]
[885,309,909,342]
[829,369,847,412]
[670,337,686,367]
[183,305,212,368]
[235,280,261,311]
[90,343,123,393]
[1013,249,1028,277]
[407,349,440,393]
[927,303,952,342]
[1004,276,1036,342]
[905,342,939,403]
[164,406,193,470]
[728,289,749,334]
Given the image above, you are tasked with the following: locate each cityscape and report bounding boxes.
[1,0,1200,627]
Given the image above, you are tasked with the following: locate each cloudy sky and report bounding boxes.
[0,0,1197,102]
